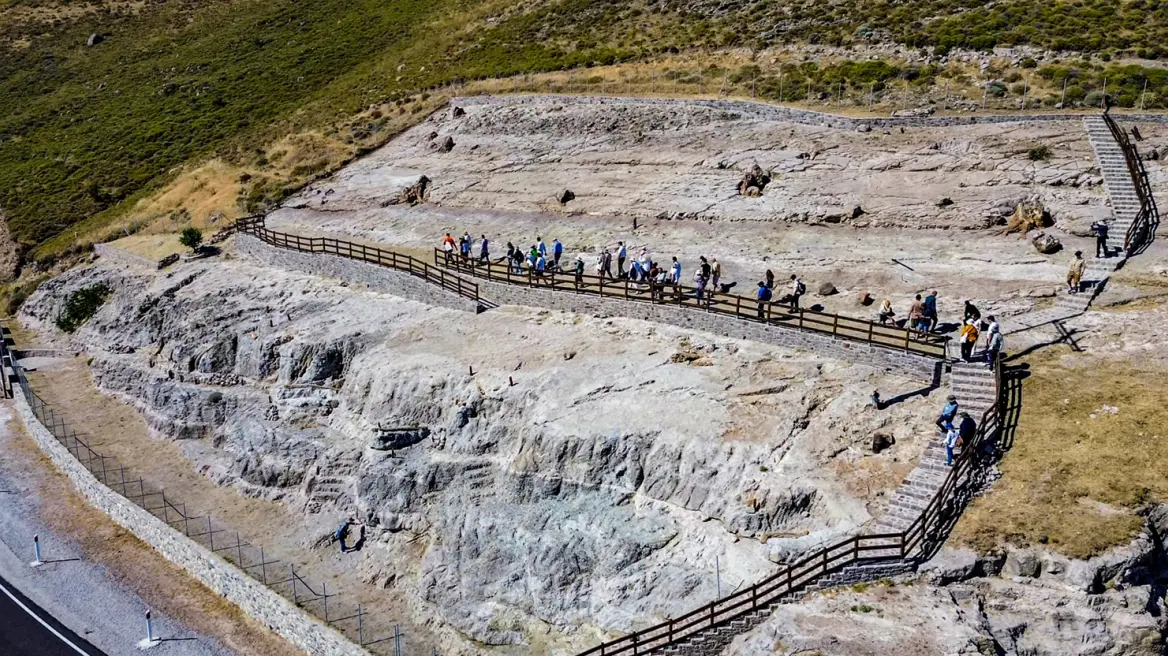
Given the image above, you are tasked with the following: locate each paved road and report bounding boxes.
[0,573,104,655]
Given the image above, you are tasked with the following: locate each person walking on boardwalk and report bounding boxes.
[630,258,644,282]
[694,269,707,301]
[461,232,472,262]
[1067,250,1086,294]
[511,246,525,273]
[764,269,775,290]
[479,235,490,264]
[936,394,958,434]
[923,290,938,332]
[670,257,682,285]
[786,274,805,311]
[574,255,585,285]
[959,319,980,362]
[443,233,456,264]
[1092,220,1110,258]
[878,298,895,325]
[601,249,614,279]
[756,281,773,319]
[595,251,605,277]
[617,242,627,278]
[986,324,1004,370]
[537,237,548,259]
[553,239,564,270]
[535,253,547,280]
[909,294,927,333]
[699,256,711,283]
[711,258,721,291]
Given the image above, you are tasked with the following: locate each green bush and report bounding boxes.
[56,284,112,333]
[1028,145,1053,161]
[179,227,204,252]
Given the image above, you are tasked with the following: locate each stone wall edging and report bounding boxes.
[453,94,1168,130]
[237,234,480,313]
[94,243,156,270]
[10,390,370,656]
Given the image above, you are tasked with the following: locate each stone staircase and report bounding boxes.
[1085,115,1139,255]
[304,450,362,514]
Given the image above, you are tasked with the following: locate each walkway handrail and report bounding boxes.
[234,217,481,305]
[1102,112,1160,252]
[576,358,1002,656]
[434,251,949,359]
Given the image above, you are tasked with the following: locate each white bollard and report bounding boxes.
[137,610,160,649]
[30,534,43,568]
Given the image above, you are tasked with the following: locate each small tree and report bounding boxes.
[179,226,204,252]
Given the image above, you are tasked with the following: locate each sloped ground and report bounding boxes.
[16,253,939,653]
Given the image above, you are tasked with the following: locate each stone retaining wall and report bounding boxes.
[454,94,1168,130]
[94,243,156,270]
[237,234,481,314]
[10,390,369,656]
[476,278,941,384]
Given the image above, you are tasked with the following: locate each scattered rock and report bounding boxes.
[1004,548,1042,578]
[851,205,865,219]
[86,33,103,47]
[859,292,874,306]
[557,189,575,204]
[372,426,430,450]
[1031,231,1062,254]
[438,136,455,153]
[937,197,954,207]
[385,175,430,206]
[428,131,439,141]
[451,106,466,118]
[156,254,180,270]
[817,282,838,296]
[738,165,771,196]
[871,433,893,454]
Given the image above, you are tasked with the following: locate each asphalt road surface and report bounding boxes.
[0,573,104,656]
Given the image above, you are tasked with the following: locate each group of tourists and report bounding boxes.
[936,395,979,467]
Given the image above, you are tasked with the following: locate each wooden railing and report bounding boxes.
[235,217,480,304]
[1102,111,1160,253]
[434,251,949,359]
[577,359,1002,656]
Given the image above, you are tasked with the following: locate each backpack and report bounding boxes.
[796,280,806,295]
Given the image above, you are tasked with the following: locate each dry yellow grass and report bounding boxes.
[953,353,1168,558]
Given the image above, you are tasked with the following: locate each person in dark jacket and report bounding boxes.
[958,411,977,445]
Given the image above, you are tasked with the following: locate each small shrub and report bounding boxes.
[56,284,112,333]
[1028,145,1052,161]
[179,227,204,252]
[850,604,876,613]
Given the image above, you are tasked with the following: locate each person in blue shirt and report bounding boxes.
[923,290,938,332]
[552,239,564,269]
[630,258,643,282]
[617,241,627,278]
[756,281,772,319]
[670,257,681,284]
[479,235,489,263]
[537,238,548,258]
[535,254,547,279]
[936,395,958,433]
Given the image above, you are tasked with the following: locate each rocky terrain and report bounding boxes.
[17,253,939,651]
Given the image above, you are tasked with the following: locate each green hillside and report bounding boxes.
[4,0,1168,255]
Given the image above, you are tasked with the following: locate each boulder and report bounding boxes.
[937,197,954,207]
[557,189,575,204]
[871,433,893,454]
[859,292,874,306]
[156,254,180,270]
[372,426,430,450]
[428,131,439,141]
[818,282,837,296]
[1031,232,1062,254]
[737,164,771,196]
[920,547,979,584]
[385,175,429,206]
[438,136,455,153]
[86,33,103,47]
[1004,548,1042,578]
[851,205,866,219]
[451,106,466,118]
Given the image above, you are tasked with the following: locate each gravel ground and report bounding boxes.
[0,403,264,656]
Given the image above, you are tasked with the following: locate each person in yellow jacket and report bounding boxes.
[959,319,980,362]
[1067,250,1086,294]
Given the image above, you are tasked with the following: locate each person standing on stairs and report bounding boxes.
[958,411,977,446]
[986,324,1004,370]
[1067,251,1086,294]
[963,300,981,325]
[960,319,980,362]
[923,290,939,332]
[936,395,959,434]
[944,422,961,467]
[1092,220,1111,258]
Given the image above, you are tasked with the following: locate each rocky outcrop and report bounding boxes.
[0,210,21,282]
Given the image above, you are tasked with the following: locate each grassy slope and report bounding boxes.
[5,0,1168,256]
[954,353,1168,559]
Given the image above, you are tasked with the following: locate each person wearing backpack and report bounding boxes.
[1092,220,1110,258]
[786,274,806,310]
[756,281,773,319]
[986,325,1004,370]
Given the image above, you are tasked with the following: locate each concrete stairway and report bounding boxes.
[1085,115,1139,255]
[875,360,996,536]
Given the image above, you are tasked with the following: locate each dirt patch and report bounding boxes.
[1,411,301,656]
[953,353,1168,559]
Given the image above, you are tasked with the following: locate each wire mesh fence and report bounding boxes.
[0,334,417,655]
